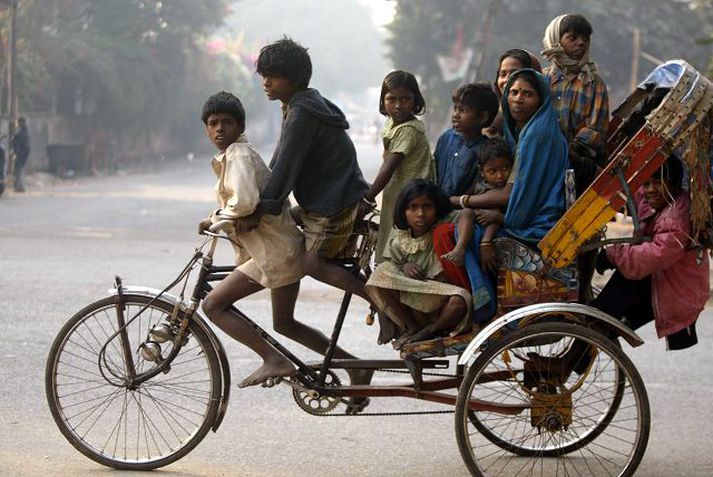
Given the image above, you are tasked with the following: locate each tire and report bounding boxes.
[467,339,626,457]
[45,294,222,470]
[455,322,649,477]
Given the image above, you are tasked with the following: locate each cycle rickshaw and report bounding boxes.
[45,60,713,476]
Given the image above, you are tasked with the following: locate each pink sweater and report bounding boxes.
[606,191,709,338]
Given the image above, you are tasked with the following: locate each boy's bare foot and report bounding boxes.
[345,368,373,415]
[401,326,440,346]
[376,313,401,345]
[238,357,295,388]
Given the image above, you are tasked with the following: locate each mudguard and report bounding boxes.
[108,285,231,432]
[457,302,644,366]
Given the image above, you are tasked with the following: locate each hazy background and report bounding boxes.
[0,0,711,176]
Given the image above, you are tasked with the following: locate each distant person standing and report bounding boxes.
[0,135,6,196]
[12,117,30,192]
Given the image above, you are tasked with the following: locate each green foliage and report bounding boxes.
[2,0,245,151]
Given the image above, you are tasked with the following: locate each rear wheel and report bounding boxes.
[45,294,222,470]
[455,322,649,477]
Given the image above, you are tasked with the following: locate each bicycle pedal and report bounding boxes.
[261,377,283,388]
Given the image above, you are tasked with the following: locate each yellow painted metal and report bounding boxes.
[539,193,615,268]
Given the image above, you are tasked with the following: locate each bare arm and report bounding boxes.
[364,151,404,202]
[479,222,500,275]
[451,184,512,210]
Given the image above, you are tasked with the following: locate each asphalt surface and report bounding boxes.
[1,141,712,476]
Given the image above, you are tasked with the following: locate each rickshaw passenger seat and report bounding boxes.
[494,237,579,315]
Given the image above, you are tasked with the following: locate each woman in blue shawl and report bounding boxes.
[453,68,568,321]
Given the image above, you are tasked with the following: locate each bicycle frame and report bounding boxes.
[106,234,518,415]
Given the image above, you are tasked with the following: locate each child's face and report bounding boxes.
[383,86,416,125]
[507,78,540,129]
[497,57,526,94]
[451,102,486,138]
[560,31,590,61]
[480,156,512,189]
[205,113,244,152]
[642,177,668,211]
[405,194,437,237]
[261,74,300,103]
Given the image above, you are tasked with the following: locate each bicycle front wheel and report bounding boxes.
[455,322,650,477]
[45,294,222,470]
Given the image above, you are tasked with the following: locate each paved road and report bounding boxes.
[1,141,712,476]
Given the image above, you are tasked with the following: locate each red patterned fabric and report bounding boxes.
[432,223,471,290]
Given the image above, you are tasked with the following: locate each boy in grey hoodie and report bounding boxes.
[235,38,373,401]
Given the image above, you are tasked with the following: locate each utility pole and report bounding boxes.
[0,0,14,195]
[464,0,500,82]
[6,0,17,177]
[629,26,641,91]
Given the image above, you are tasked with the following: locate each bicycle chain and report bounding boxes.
[299,366,459,418]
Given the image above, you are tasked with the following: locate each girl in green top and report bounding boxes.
[359,71,436,262]
[366,179,475,346]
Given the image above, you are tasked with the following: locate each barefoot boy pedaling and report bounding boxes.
[199,92,369,391]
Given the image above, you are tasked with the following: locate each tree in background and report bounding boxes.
[0,0,248,160]
[387,0,713,136]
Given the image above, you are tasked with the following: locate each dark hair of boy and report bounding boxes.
[560,14,593,38]
[255,37,312,90]
[652,154,684,190]
[201,91,246,126]
[477,137,514,168]
[392,179,452,230]
[379,70,426,116]
[452,82,499,128]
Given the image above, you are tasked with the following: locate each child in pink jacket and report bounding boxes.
[594,156,709,349]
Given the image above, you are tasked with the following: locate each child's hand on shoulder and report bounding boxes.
[403,262,425,280]
[441,246,465,266]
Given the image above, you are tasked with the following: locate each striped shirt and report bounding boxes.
[545,64,610,150]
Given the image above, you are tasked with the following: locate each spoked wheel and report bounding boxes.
[45,294,222,470]
[455,322,649,477]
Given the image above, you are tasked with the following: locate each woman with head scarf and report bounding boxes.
[451,68,569,322]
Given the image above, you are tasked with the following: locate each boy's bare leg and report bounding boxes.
[271,280,373,386]
[405,296,467,344]
[202,270,294,388]
[304,252,370,301]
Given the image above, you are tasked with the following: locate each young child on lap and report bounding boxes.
[467,137,515,274]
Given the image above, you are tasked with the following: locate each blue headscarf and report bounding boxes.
[501,68,568,243]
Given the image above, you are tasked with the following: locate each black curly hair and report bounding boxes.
[201,91,245,126]
[255,37,312,90]
[452,82,499,127]
[477,137,513,168]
